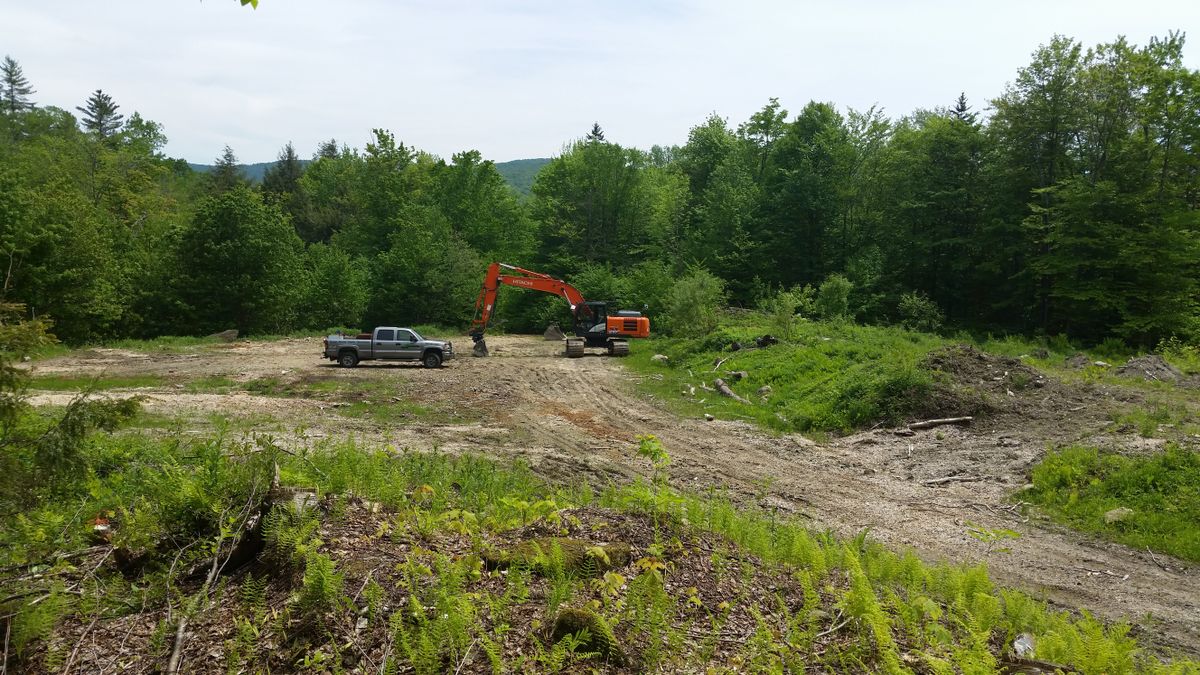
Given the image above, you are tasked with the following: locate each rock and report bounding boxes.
[1104,507,1134,524]
[551,608,624,664]
[755,334,779,348]
[704,414,714,421]
[729,341,743,352]
[757,385,772,396]
[543,323,566,341]
[1013,633,1036,658]
[1093,360,1111,367]
[208,329,239,342]
[650,354,670,364]
[1065,353,1091,369]
[727,370,748,381]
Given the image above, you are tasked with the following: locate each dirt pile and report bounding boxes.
[918,344,1055,420]
[1117,355,1183,382]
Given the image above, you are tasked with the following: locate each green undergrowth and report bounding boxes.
[1022,445,1200,562]
[629,315,949,433]
[1109,399,1200,438]
[3,417,1197,672]
[629,313,1200,435]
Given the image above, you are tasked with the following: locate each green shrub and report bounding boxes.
[664,267,726,337]
[898,291,945,333]
[816,274,853,319]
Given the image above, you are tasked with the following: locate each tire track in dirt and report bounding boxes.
[26,335,1200,657]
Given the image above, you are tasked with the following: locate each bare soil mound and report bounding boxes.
[1117,355,1183,382]
[918,344,1055,420]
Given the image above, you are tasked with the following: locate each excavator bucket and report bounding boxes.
[543,323,566,341]
[472,339,489,357]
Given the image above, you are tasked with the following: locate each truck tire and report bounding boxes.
[338,350,359,368]
[422,351,442,368]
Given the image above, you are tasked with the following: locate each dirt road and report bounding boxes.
[29,335,1200,657]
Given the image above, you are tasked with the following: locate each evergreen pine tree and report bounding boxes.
[263,142,304,197]
[209,145,247,195]
[586,122,606,142]
[76,89,124,138]
[1,56,35,116]
[951,92,977,124]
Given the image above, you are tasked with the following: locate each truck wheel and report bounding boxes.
[422,351,442,368]
[338,351,359,368]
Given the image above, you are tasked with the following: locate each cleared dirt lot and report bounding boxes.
[28,335,1200,657]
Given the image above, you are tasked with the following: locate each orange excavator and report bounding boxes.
[469,262,650,358]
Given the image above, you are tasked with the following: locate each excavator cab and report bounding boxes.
[573,302,610,346]
[566,301,648,357]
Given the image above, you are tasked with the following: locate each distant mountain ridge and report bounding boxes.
[187,157,552,195]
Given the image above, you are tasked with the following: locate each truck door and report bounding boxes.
[395,329,422,359]
[374,328,400,359]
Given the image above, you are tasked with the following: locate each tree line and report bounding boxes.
[0,33,1197,347]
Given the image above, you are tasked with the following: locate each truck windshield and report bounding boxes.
[408,330,423,342]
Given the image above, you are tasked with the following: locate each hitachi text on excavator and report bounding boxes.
[469,262,650,358]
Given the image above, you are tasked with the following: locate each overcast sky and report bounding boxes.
[4,1,1198,164]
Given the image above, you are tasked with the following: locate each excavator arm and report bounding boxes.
[469,262,586,341]
[469,262,648,357]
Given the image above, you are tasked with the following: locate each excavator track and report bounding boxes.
[564,338,586,358]
[608,340,630,357]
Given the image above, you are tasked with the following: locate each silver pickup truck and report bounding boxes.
[323,327,454,368]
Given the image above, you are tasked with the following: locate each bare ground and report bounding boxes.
[27,335,1200,658]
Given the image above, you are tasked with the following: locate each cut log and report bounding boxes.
[713,378,750,404]
[908,416,973,431]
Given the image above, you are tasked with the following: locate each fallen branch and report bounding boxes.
[712,357,729,372]
[908,416,973,430]
[713,379,750,404]
[921,474,986,486]
[1145,547,1172,573]
[814,610,850,639]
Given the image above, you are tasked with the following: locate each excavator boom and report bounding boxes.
[469,262,648,357]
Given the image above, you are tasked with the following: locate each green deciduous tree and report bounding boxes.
[175,187,303,335]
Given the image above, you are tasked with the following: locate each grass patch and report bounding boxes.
[629,315,945,433]
[1109,400,1198,438]
[1023,445,1200,562]
[28,373,166,391]
[2,421,1195,673]
[335,399,476,425]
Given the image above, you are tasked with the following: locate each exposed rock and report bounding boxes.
[727,370,748,381]
[755,334,779,348]
[208,329,239,342]
[1104,507,1134,524]
[1065,353,1091,369]
[650,354,670,364]
[757,385,772,396]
